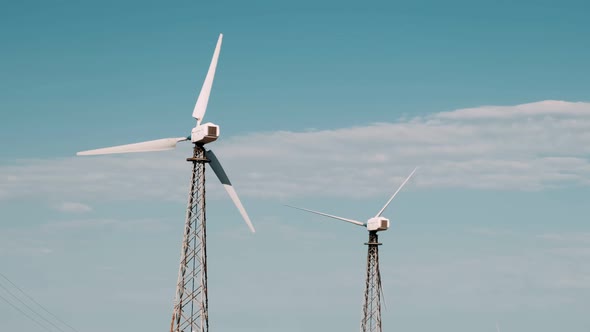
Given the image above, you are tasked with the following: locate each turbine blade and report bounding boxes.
[285,205,365,227]
[192,34,223,124]
[76,137,188,156]
[205,150,255,233]
[375,167,418,217]
[496,322,501,332]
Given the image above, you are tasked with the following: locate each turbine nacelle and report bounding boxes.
[191,122,219,144]
[366,217,390,232]
[286,167,418,234]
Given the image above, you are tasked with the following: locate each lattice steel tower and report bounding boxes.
[286,168,417,332]
[361,231,383,332]
[170,145,209,332]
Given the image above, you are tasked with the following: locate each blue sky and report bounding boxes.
[1,1,589,332]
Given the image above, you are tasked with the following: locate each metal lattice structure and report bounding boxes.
[286,169,417,332]
[361,231,382,332]
[171,144,209,332]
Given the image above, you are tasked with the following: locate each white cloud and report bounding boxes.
[37,217,169,233]
[0,100,589,202]
[0,246,53,257]
[384,233,590,311]
[435,100,590,120]
[198,100,590,196]
[536,232,590,243]
[41,218,116,230]
[54,202,93,213]
[467,227,515,237]
[387,253,590,311]
[0,216,171,258]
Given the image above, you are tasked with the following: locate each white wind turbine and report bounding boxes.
[77,34,254,332]
[287,167,417,332]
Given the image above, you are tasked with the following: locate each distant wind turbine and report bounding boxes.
[287,167,418,332]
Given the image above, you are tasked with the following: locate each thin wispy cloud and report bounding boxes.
[53,202,93,213]
[467,227,515,237]
[0,100,589,202]
[385,244,590,310]
[536,232,590,243]
[434,100,590,119]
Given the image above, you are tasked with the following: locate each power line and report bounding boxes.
[0,291,53,332]
[0,272,80,332]
[0,281,66,332]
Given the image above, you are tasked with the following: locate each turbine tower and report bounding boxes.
[76,34,255,332]
[287,168,417,332]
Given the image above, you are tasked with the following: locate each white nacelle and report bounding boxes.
[191,122,219,144]
[366,217,390,232]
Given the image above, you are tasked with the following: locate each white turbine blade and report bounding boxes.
[285,205,365,227]
[205,150,255,233]
[496,322,501,332]
[192,34,223,124]
[375,167,418,217]
[76,137,188,156]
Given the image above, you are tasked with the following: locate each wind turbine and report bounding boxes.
[287,168,417,332]
[76,34,255,332]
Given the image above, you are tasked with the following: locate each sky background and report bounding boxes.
[1,0,590,331]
